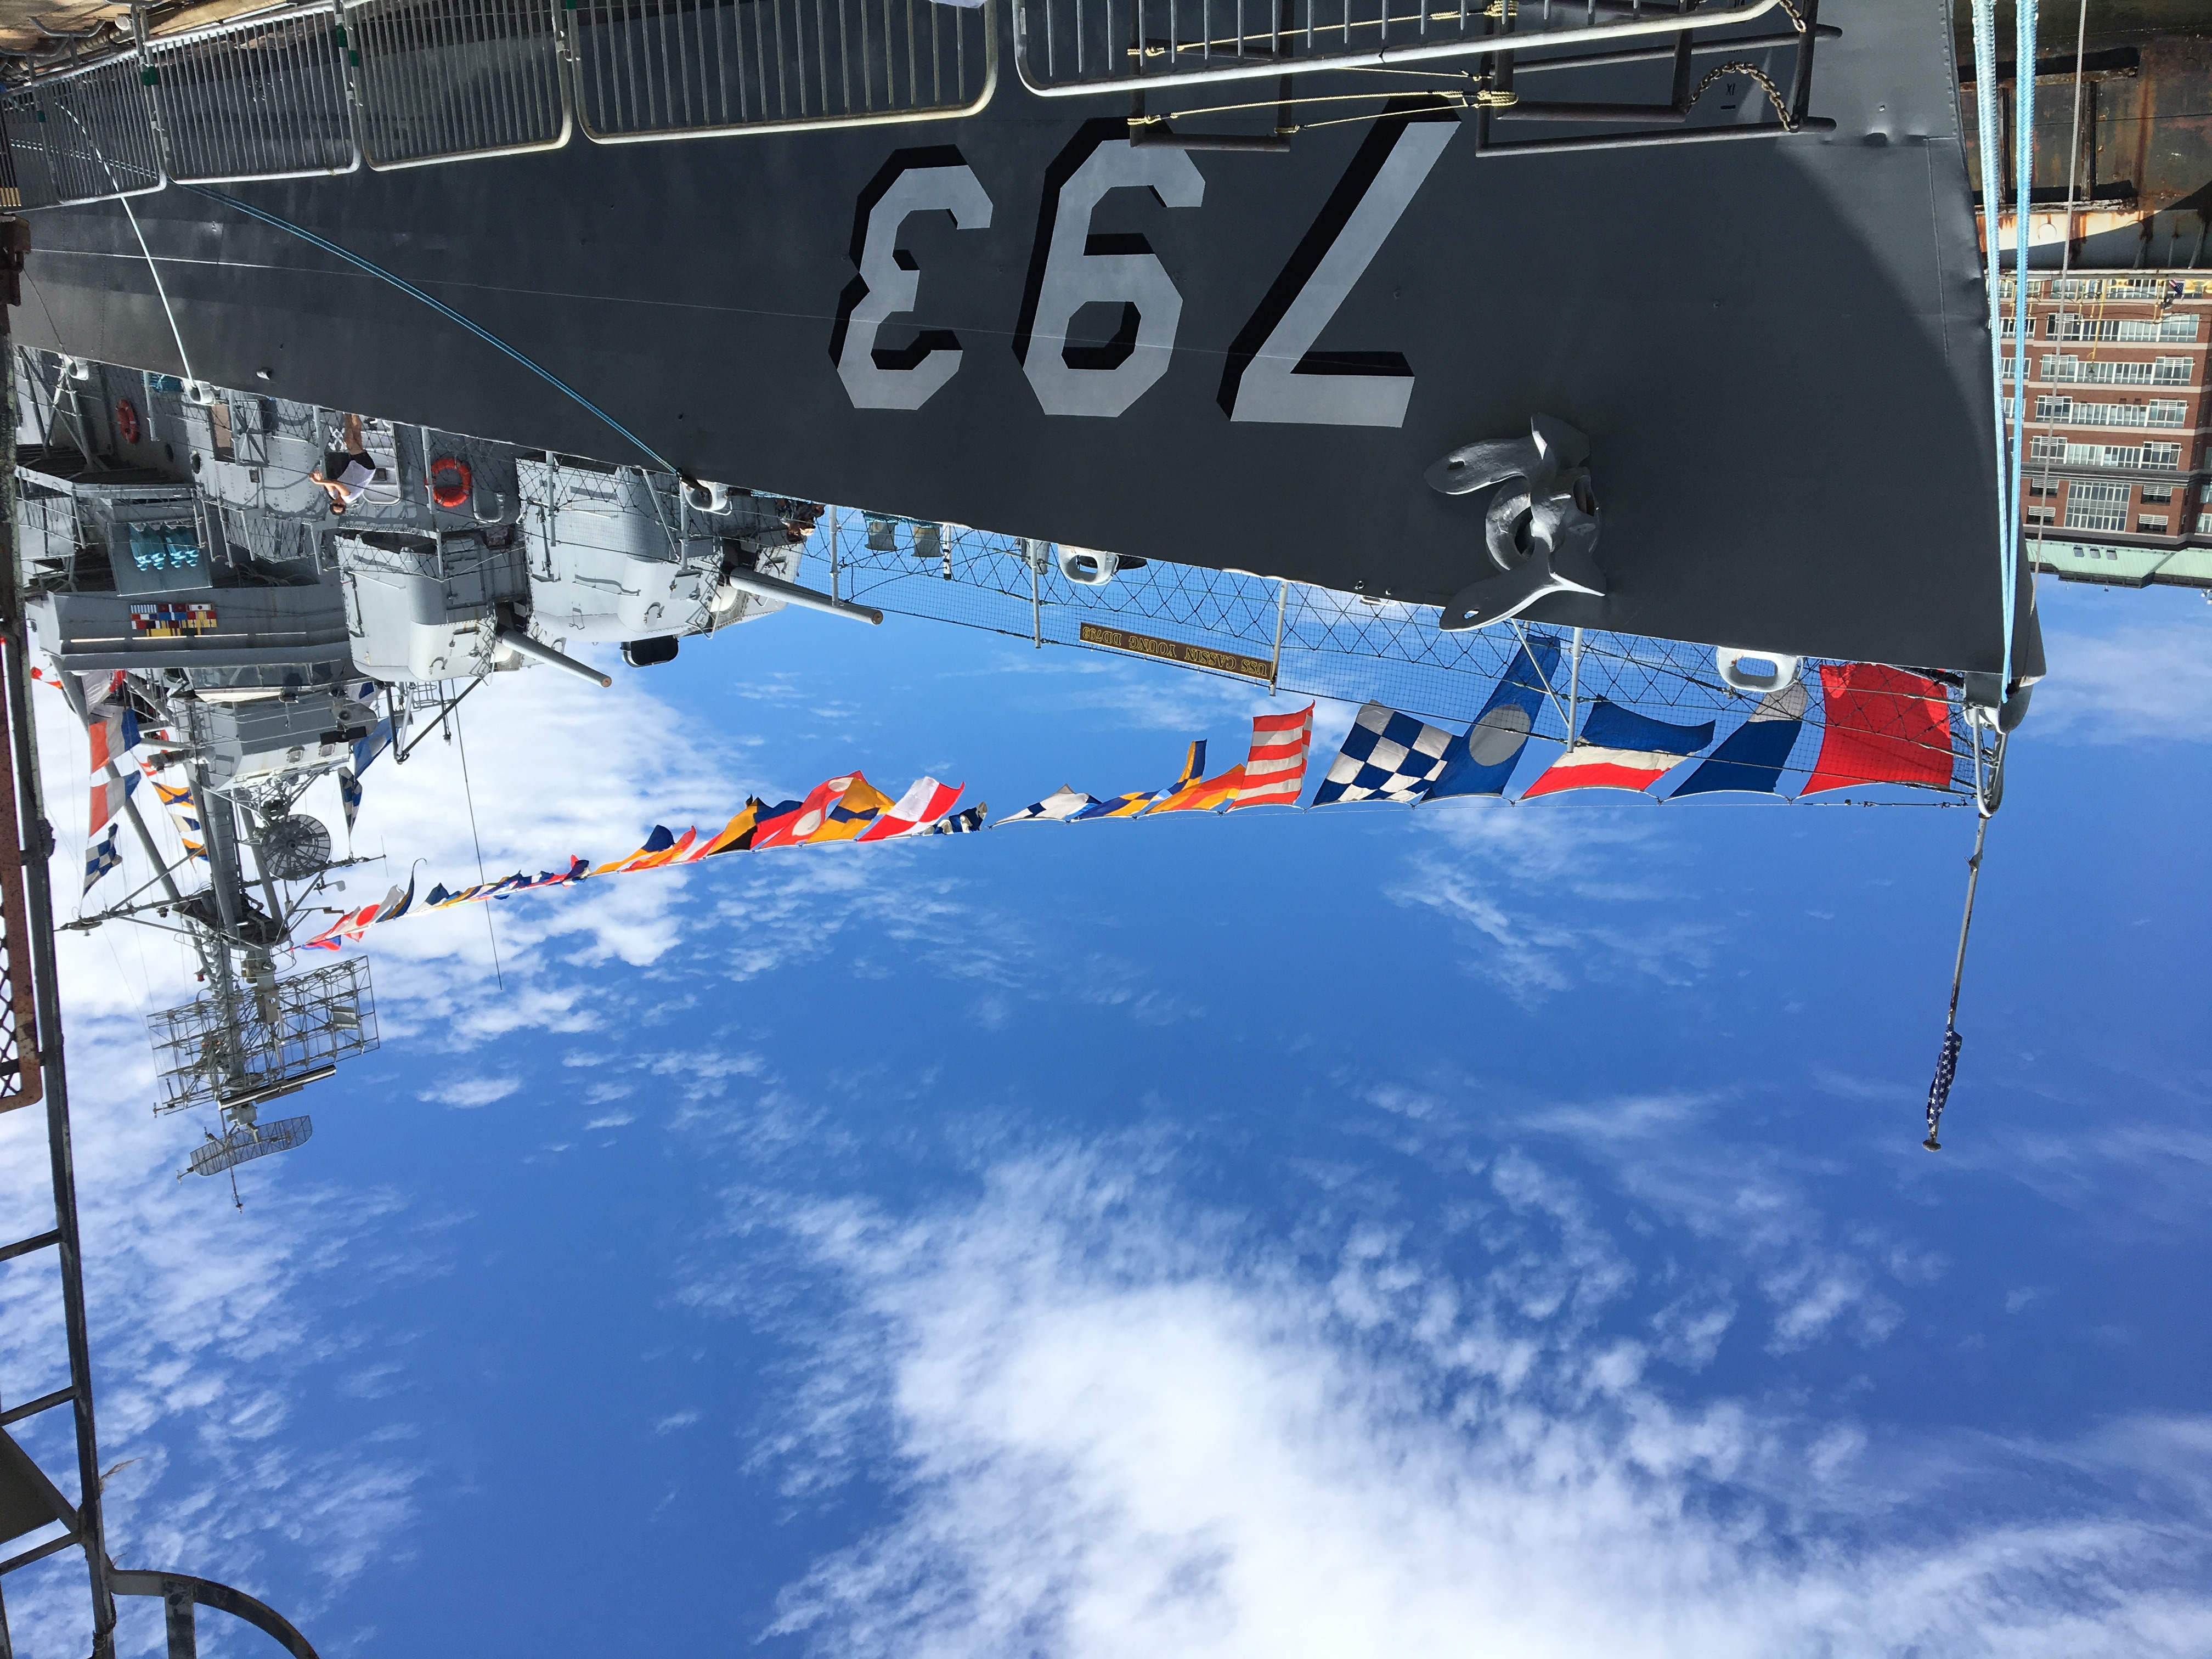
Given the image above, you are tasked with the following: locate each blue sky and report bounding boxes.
[2,571,2208,1657]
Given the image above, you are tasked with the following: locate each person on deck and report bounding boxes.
[310,414,376,514]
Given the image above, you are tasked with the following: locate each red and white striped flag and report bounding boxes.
[1231,704,1314,809]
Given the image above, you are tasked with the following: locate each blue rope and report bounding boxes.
[2005,0,2035,693]
[178,183,680,476]
[1971,2,2010,674]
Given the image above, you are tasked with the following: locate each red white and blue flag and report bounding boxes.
[87,705,140,774]
[88,771,138,837]
[1520,702,1714,800]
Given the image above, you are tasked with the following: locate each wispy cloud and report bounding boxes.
[740,1148,2212,1659]
[419,1075,522,1109]
[2030,617,2212,744]
[0,1010,432,1652]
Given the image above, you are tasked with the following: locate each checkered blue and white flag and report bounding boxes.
[83,824,122,894]
[1313,702,1455,806]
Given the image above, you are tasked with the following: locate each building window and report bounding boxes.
[2044,356,2191,388]
[2064,482,2129,532]
[2199,512,2212,535]
[2146,443,2182,470]
[2072,401,2148,428]
[2051,317,2205,344]
[2025,507,2056,524]
[2026,398,2194,430]
[2118,317,2202,342]
[2137,515,2169,533]
[2028,435,2067,461]
[2142,486,2174,503]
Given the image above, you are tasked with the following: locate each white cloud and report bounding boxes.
[1412,806,1677,900]
[1387,831,1718,1007]
[419,1075,521,1108]
[747,1150,2212,1659]
[0,1000,431,1655]
[988,651,1267,736]
[0,661,714,1651]
[300,658,775,1063]
[2028,618,2212,744]
[1496,1091,1917,1356]
[1377,805,1727,1006]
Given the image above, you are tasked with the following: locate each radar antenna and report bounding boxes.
[184,1106,314,1209]
[257,812,334,882]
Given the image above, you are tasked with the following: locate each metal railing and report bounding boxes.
[1012,0,1786,96]
[351,0,571,167]
[0,0,1000,193]
[18,55,165,204]
[145,2,361,182]
[0,89,60,210]
[568,0,996,142]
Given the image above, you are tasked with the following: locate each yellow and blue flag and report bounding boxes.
[1074,741,1205,821]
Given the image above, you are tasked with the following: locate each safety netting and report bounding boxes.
[810,514,1983,804]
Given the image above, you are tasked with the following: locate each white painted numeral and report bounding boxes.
[1221,116,1459,428]
[836,161,994,411]
[1020,140,1205,419]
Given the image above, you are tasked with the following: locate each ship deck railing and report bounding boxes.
[0,0,1846,205]
[0,0,997,204]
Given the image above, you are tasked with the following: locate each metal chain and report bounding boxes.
[1690,60,1797,132]
[1774,0,1807,33]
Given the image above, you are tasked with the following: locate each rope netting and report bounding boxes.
[814,515,1981,802]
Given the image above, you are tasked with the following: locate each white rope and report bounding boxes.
[42,98,199,386]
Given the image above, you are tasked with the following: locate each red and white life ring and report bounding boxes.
[429,455,472,509]
[115,398,141,445]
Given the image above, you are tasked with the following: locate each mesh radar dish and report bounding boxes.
[146,956,378,1114]
[187,1114,312,1178]
[259,812,332,881]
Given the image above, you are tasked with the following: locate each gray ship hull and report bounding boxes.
[9,0,2036,675]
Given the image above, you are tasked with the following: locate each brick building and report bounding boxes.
[2000,271,2212,590]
